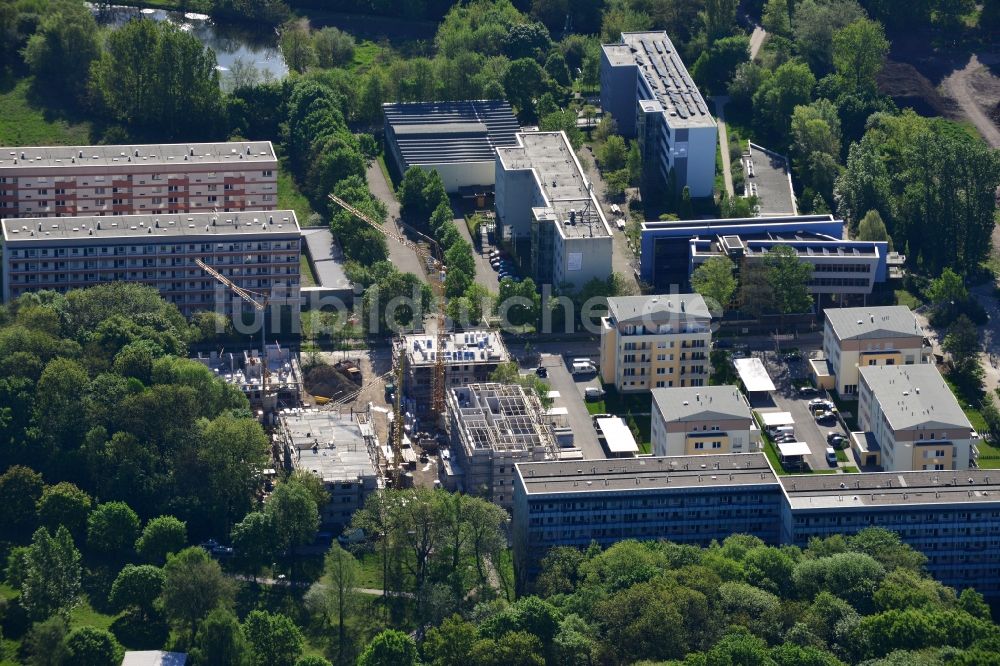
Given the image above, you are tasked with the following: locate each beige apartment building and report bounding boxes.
[1,211,300,316]
[0,142,277,218]
[600,294,712,393]
[650,385,756,457]
[819,305,930,395]
[857,365,976,471]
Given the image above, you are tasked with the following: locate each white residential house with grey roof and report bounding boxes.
[600,32,717,198]
[599,294,712,393]
[857,365,976,472]
[820,305,931,395]
[650,385,757,457]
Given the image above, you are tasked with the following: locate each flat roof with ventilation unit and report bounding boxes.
[0,141,276,172]
[2,210,300,242]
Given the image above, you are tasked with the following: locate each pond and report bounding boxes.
[88,3,288,86]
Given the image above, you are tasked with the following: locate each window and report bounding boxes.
[656,367,665,375]
[112,198,123,205]
[262,170,273,177]
[168,185,179,192]
[95,187,106,194]
[694,442,704,450]
[656,354,666,361]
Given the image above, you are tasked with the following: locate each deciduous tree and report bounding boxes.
[691,255,737,314]
[161,547,233,638]
[135,515,187,565]
[243,610,304,666]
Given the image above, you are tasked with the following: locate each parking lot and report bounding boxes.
[746,350,855,472]
[534,353,605,460]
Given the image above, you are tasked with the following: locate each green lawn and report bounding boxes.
[300,254,317,287]
[829,393,860,431]
[836,449,849,462]
[842,466,860,473]
[351,40,383,70]
[278,168,316,224]
[894,289,923,310]
[0,77,91,146]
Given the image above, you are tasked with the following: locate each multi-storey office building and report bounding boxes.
[600,32,717,198]
[639,214,900,301]
[495,131,613,290]
[512,454,784,590]
[1,211,300,316]
[650,385,756,457]
[0,142,278,218]
[446,383,556,510]
[858,365,976,472]
[821,306,931,395]
[514,454,1000,596]
[599,294,712,393]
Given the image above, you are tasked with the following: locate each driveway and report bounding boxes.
[750,350,850,471]
[450,197,500,293]
[365,161,425,279]
[538,352,605,460]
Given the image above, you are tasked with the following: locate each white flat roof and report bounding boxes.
[778,441,811,457]
[546,391,561,399]
[546,407,569,416]
[759,411,794,427]
[596,417,640,453]
[733,358,776,392]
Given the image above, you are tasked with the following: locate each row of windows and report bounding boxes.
[812,263,873,273]
[10,241,297,258]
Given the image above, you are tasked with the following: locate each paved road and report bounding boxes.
[365,161,425,278]
[713,95,735,197]
[538,352,605,459]
[749,25,767,60]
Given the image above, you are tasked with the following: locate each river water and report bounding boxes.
[88,3,288,86]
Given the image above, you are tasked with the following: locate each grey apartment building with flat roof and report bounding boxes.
[495,131,613,290]
[513,454,1000,596]
[0,141,277,218]
[600,32,717,198]
[2,211,300,315]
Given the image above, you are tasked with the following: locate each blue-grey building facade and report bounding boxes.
[514,454,1000,597]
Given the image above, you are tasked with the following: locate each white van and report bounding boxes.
[615,218,626,231]
[774,425,795,437]
[572,361,596,375]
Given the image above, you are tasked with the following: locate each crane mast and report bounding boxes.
[329,194,449,487]
[195,258,271,394]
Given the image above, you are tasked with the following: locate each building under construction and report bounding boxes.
[277,408,381,529]
[447,382,556,510]
[399,330,510,422]
[194,345,302,412]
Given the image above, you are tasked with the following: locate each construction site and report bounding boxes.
[445,382,557,510]
[194,345,303,414]
[276,408,381,530]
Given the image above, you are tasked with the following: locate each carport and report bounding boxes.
[759,411,794,430]
[596,417,639,458]
[733,358,776,396]
[777,441,811,469]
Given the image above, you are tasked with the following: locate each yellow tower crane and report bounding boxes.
[329,194,449,488]
[195,258,271,394]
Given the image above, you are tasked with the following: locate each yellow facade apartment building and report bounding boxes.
[600,294,712,393]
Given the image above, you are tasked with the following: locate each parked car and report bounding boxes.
[572,361,597,375]
[827,432,846,445]
[798,385,818,396]
[826,447,838,466]
[585,387,606,401]
[815,411,836,424]
[535,366,548,378]
[784,351,802,361]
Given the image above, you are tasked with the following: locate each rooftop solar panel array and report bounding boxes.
[384,100,521,166]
